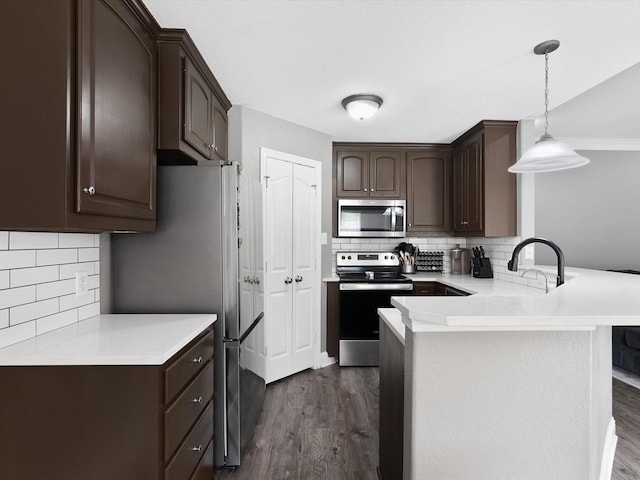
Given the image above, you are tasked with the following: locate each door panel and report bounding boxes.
[406,150,450,232]
[466,135,483,232]
[336,151,368,197]
[369,151,402,198]
[184,58,212,159]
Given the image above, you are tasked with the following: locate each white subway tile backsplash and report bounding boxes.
[59,233,95,248]
[37,309,78,336]
[10,265,59,288]
[0,232,101,348]
[37,249,77,266]
[79,302,100,321]
[0,250,36,269]
[59,292,95,311]
[0,321,36,349]
[0,286,36,309]
[37,279,76,301]
[59,262,96,280]
[10,298,59,326]
[78,247,99,262]
[9,232,58,250]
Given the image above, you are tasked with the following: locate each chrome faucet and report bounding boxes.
[520,268,549,293]
[507,237,565,287]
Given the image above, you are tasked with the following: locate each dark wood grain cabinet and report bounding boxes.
[379,318,404,480]
[157,29,231,165]
[0,327,214,480]
[406,148,451,233]
[326,281,340,359]
[452,120,518,237]
[335,149,404,198]
[1,0,158,232]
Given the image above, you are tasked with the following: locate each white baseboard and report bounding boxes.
[315,351,336,369]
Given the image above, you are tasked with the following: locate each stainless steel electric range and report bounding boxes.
[336,251,413,366]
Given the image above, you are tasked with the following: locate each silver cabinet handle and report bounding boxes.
[284,277,293,284]
[192,396,203,404]
[83,186,96,196]
[408,223,412,227]
[191,356,203,364]
[364,188,368,192]
[253,276,260,285]
[295,275,303,283]
[213,145,218,152]
[371,188,375,192]
[191,445,202,452]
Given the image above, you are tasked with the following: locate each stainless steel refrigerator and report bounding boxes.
[111,162,265,469]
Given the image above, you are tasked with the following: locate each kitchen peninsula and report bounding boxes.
[382,267,640,480]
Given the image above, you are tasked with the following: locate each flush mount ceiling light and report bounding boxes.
[341,94,383,120]
[509,40,590,174]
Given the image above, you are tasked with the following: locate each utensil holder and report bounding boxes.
[401,264,415,274]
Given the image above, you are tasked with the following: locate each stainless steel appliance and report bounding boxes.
[336,251,413,366]
[111,163,264,469]
[337,199,406,237]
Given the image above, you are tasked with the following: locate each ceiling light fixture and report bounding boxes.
[509,40,590,174]
[341,94,383,120]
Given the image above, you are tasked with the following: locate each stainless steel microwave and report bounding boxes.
[337,199,406,237]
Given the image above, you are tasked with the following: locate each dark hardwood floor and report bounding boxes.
[612,378,640,480]
[215,365,379,480]
[215,367,640,480]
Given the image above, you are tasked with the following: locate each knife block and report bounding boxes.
[472,258,494,278]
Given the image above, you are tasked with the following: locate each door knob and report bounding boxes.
[244,276,251,283]
[83,186,96,196]
[284,277,293,284]
[253,276,260,285]
[295,275,303,282]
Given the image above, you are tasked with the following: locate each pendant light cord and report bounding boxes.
[544,50,550,136]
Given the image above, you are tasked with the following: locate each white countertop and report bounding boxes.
[0,314,216,366]
[392,267,640,332]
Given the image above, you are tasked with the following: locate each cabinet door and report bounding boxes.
[465,133,484,232]
[452,147,466,231]
[413,281,436,296]
[406,150,450,232]
[369,151,403,198]
[76,0,156,220]
[184,58,213,159]
[211,98,228,161]
[336,151,369,197]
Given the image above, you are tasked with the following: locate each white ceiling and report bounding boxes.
[143,0,640,143]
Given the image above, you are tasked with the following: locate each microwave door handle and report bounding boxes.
[390,207,397,232]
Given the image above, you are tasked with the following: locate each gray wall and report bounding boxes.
[535,150,640,270]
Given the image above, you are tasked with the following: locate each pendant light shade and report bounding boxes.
[342,94,383,120]
[509,40,590,174]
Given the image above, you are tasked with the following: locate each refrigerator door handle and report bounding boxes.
[224,311,264,347]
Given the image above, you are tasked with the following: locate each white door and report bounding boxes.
[263,149,320,383]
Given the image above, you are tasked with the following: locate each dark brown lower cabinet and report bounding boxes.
[326,281,340,359]
[0,327,214,480]
[379,318,405,480]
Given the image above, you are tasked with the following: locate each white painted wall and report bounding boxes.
[535,150,640,270]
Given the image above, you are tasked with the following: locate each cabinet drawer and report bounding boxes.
[165,401,214,480]
[165,361,214,459]
[165,330,214,403]
[190,440,214,480]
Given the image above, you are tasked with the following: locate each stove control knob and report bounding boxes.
[341,255,345,260]
[347,255,352,260]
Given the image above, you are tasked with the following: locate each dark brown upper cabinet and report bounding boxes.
[1,0,159,232]
[406,148,451,233]
[452,120,518,237]
[335,148,405,199]
[157,29,231,165]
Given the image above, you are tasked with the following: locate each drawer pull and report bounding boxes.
[191,445,203,452]
[191,356,203,364]
[192,396,203,404]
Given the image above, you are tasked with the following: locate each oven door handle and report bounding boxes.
[339,283,413,291]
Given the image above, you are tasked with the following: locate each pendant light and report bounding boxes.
[509,40,590,173]
[341,94,383,120]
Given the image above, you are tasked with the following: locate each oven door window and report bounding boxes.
[339,289,409,340]
[340,205,404,234]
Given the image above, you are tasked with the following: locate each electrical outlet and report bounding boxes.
[75,271,88,297]
[321,232,328,245]
[524,244,535,260]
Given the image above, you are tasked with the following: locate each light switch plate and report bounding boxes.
[321,232,328,245]
[75,271,88,297]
